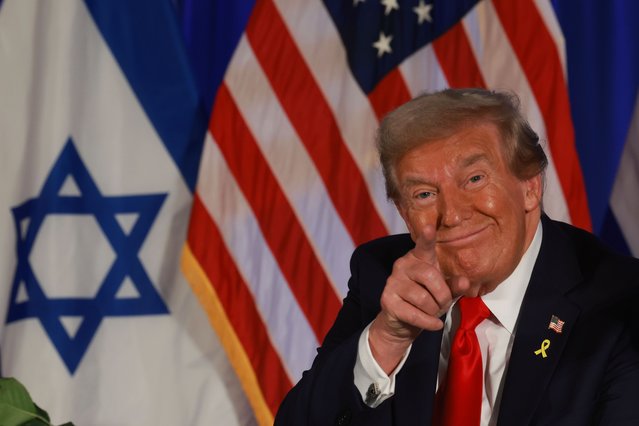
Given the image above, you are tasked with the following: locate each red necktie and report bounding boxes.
[433,297,491,426]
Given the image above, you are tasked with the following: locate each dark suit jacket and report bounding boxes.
[274,216,639,425]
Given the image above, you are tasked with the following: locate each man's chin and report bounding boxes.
[468,279,500,297]
[458,286,484,298]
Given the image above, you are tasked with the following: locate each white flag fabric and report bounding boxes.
[0,1,253,424]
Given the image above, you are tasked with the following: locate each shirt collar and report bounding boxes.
[481,221,543,334]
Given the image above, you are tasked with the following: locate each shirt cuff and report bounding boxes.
[353,322,412,408]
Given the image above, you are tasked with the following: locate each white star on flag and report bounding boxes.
[353,0,365,6]
[381,0,399,16]
[413,0,433,24]
[373,31,393,57]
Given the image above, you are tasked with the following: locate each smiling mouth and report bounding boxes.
[437,225,490,245]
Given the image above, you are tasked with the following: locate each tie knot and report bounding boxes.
[457,297,491,330]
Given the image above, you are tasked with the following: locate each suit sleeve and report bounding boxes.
[593,316,639,424]
[274,244,393,426]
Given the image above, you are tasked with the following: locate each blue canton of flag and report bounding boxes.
[324,0,479,92]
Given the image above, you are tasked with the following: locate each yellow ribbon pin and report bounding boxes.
[534,339,550,358]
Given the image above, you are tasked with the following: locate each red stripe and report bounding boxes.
[368,68,413,121]
[210,83,341,341]
[245,0,388,245]
[433,22,486,88]
[492,0,592,231]
[188,194,293,412]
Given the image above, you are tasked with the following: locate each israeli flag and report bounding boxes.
[0,1,253,424]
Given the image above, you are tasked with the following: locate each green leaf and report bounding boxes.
[32,404,51,422]
[0,378,51,426]
[0,403,46,425]
[0,378,74,426]
[0,378,35,413]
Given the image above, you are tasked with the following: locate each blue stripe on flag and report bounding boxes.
[84,0,207,192]
[176,0,256,116]
[552,0,639,233]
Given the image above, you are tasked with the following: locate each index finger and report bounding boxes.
[412,222,438,266]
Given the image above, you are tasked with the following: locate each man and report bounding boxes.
[274,89,639,425]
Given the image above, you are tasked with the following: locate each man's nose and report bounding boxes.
[438,189,471,227]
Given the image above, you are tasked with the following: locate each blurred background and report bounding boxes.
[0,0,637,424]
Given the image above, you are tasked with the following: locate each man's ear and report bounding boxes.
[523,174,543,212]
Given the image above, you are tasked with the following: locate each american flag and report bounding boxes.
[179,0,638,425]
[548,315,565,334]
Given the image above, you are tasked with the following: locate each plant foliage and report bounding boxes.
[0,378,74,426]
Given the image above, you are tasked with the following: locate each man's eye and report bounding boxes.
[416,191,433,199]
[469,175,483,183]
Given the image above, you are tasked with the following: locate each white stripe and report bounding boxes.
[197,132,319,381]
[610,93,639,256]
[399,44,449,96]
[273,0,406,234]
[224,36,352,298]
[463,2,572,224]
[532,0,568,78]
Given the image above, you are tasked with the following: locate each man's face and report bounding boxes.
[395,123,542,296]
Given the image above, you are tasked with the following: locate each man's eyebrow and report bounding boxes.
[402,176,433,187]
[460,153,491,168]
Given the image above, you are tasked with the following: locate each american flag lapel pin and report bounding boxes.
[548,315,565,334]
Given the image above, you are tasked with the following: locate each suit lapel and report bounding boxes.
[497,216,583,425]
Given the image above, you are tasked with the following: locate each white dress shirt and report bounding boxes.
[354,223,543,424]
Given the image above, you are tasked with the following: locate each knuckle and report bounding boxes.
[380,290,399,313]
[384,275,401,293]
[426,268,446,292]
[425,264,442,281]
[380,291,392,308]
[393,256,409,271]
[415,289,431,306]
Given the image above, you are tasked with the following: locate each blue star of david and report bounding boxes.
[7,138,169,373]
